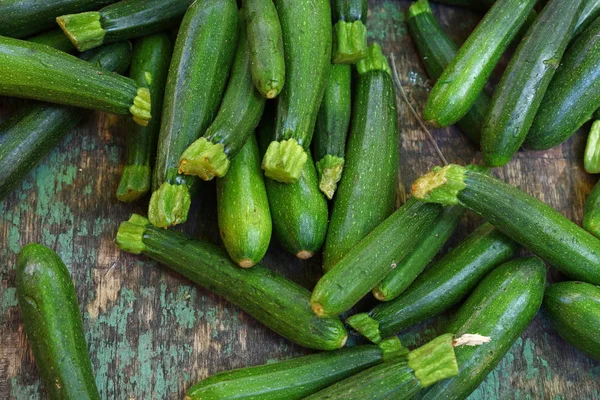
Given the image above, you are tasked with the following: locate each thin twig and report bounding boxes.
[390,53,448,166]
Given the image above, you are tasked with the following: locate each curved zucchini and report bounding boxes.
[585,120,600,174]
[27,29,76,53]
[584,180,600,239]
[57,0,193,52]
[116,215,347,350]
[331,0,368,63]
[573,0,600,39]
[261,0,331,183]
[117,33,172,202]
[543,281,600,360]
[149,0,238,228]
[16,244,100,400]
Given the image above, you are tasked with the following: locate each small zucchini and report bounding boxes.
[330,0,368,63]
[585,120,600,174]
[583,180,600,239]
[16,244,100,400]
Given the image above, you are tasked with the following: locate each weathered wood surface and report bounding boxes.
[1,1,599,399]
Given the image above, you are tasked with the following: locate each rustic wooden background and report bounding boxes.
[1,1,599,399]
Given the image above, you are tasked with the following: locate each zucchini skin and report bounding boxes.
[407,0,490,145]
[217,136,272,268]
[423,0,537,127]
[0,42,132,201]
[16,244,100,400]
[573,0,600,38]
[583,180,600,239]
[322,68,398,271]
[116,215,347,350]
[481,0,583,167]
[27,29,76,54]
[422,257,546,400]
[526,16,600,150]
[543,281,600,360]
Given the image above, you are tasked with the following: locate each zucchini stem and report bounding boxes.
[262,138,308,183]
[56,11,105,52]
[332,20,368,64]
[178,137,230,180]
[356,43,391,76]
[316,155,344,200]
[115,214,149,254]
[411,164,467,205]
[116,164,151,202]
[130,88,152,127]
[346,313,382,343]
[585,120,600,174]
[148,182,191,228]
[407,333,458,388]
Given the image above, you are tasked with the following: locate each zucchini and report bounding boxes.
[261,0,331,184]
[312,63,352,200]
[573,0,600,39]
[543,281,600,360]
[216,135,271,268]
[330,0,368,63]
[16,244,100,400]
[0,36,150,126]
[244,0,285,99]
[27,29,76,54]
[481,0,583,167]
[0,42,132,201]
[149,0,238,228]
[349,223,517,343]
[116,214,347,350]
[57,0,193,52]
[585,120,600,174]
[412,164,600,285]
[117,33,172,202]
[311,198,442,318]
[422,0,537,127]
[178,13,266,181]
[322,44,398,271]
[584,180,600,240]
[186,337,407,400]
[407,0,490,146]
[422,257,546,400]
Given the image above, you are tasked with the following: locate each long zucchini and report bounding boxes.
[149,0,238,228]
[584,180,600,239]
[412,165,600,285]
[116,215,347,350]
[330,0,368,63]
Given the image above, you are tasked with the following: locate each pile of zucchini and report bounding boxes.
[3,0,600,399]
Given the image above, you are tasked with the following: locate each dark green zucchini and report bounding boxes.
[422,257,546,400]
[311,198,442,318]
[57,0,193,52]
[423,0,537,127]
[349,223,517,343]
[27,29,76,53]
[244,0,285,99]
[322,44,398,271]
[16,243,100,400]
[217,135,271,268]
[585,121,600,174]
[526,16,600,150]
[261,0,331,183]
[481,0,583,167]
[0,42,132,201]
[149,0,238,228]
[573,0,600,39]
[117,33,172,202]
[116,214,347,350]
[186,337,407,400]
[584,180,600,239]
[312,63,351,199]
[0,36,150,125]
[543,281,600,360]
[178,13,266,181]
[412,165,600,285]
[330,0,368,63]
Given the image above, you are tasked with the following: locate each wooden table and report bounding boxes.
[1,1,599,398]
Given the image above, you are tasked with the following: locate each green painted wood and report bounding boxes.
[0,1,599,398]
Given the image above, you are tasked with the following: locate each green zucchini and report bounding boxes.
[0,42,132,201]
[116,214,347,350]
[412,164,600,285]
[349,223,517,343]
[372,205,466,302]
[584,180,600,240]
[178,13,266,181]
[57,0,193,52]
[117,33,172,202]
[481,0,583,167]
[217,135,271,268]
[27,29,76,53]
[261,0,331,183]
[0,36,149,126]
[330,0,368,63]
[422,0,537,127]
[312,63,351,199]
[186,337,407,400]
[407,0,490,146]
[0,0,116,39]
[525,16,600,150]
[422,257,546,400]
[16,243,100,400]
[543,281,600,360]
[149,0,238,228]
[311,198,442,318]
[322,44,398,271]
[573,0,600,39]
[244,0,285,99]
[585,120,600,174]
